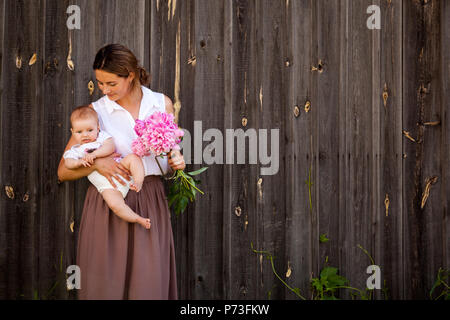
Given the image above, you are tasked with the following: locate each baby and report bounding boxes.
[63,105,151,229]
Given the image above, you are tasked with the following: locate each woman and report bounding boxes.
[57,44,185,299]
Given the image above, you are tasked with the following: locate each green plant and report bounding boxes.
[311,266,353,300]
[251,242,386,300]
[430,268,449,300]
[251,242,306,300]
[310,255,371,300]
[27,251,65,300]
[167,167,207,216]
[319,234,329,243]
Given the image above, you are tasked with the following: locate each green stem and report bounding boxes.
[252,245,306,300]
[269,258,306,300]
[327,285,365,297]
[357,244,375,266]
[181,173,204,194]
[155,154,176,180]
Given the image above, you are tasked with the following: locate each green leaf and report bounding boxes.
[320,267,338,279]
[187,167,208,176]
[173,196,189,216]
[168,193,181,208]
[328,274,348,287]
[311,278,323,292]
[319,233,330,243]
[178,197,189,216]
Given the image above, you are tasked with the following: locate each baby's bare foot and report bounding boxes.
[137,217,151,230]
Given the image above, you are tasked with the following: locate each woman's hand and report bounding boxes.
[95,153,132,188]
[168,150,186,171]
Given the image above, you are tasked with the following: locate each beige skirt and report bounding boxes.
[76,175,178,300]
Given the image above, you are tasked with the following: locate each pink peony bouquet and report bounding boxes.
[131,111,207,216]
[131,111,184,157]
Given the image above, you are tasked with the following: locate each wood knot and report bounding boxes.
[304,101,311,113]
[293,105,300,118]
[5,186,15,199]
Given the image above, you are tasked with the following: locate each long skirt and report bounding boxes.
[76,175,178,300]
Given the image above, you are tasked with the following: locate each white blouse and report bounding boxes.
[92,86,170,176]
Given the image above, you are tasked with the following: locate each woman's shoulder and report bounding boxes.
[163,95,174,114]
[142,86,173,114]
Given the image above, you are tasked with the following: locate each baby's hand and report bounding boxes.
[130,181,143,193]
[79,159,91,167]
[83,153,97,164]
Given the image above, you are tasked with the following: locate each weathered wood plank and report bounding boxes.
[191,0,226,299]
[228,0,287,299]
[441,0,450,279]
[338,0,380,298]
[39,0,76,300]
[379,0,404,300]
[254,0,288,299]
[0,0,45,299]
[402,0,443,299]
[0,0,6,299]
[224,0,259,300]
[315,0,345,292]
[283,0,314,300]
[417,0,445,298]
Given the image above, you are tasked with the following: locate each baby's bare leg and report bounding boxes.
[101,189,150,229]
[121,154,145,192]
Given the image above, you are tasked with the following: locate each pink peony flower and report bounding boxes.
[134,119,146,136]
[131,111,184,157]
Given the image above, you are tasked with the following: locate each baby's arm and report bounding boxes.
[91,138,115,158]
[64,158,91,169]
[83,138,115,164]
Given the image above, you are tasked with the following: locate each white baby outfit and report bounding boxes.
[63,131,133,198]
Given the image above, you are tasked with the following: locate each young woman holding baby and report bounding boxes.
[57,44,184,300]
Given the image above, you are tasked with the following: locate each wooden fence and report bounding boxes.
[0,0,449,300]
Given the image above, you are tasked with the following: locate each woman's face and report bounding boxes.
[95,69,134,102]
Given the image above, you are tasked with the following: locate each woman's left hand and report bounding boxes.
[168,150,186,171]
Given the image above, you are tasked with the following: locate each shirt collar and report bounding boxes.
[104,98,124,114]
[104,86,147,115]
[103,86,159,118]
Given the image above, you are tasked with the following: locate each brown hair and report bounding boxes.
[93,44,150,87]
[70,105,98,126]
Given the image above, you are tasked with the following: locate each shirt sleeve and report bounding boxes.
[92,102,106,132]
[97,130,113,144]
[63,148,80,160]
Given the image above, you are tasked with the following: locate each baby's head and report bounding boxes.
[70,106,100,145]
